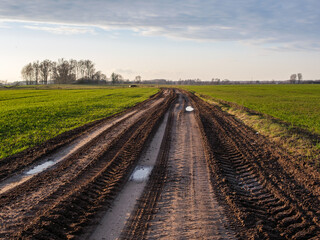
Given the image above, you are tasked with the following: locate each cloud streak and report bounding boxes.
[0,0,319,49]
[24,24,95,35]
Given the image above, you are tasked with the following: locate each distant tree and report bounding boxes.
[117,74,124,83]
[21,63,34,85]
[290,74,297,83]
[111,72,122,84]
[33,61,40,85]
[78,60,86,79]
[297,73,303,81]
[83,60,95,79]
[92,71,107,82]
[52,58,75,84]
[135,75,142,83]
[39,59,52,85]
[111,73,116,84]
[69,59,79,80]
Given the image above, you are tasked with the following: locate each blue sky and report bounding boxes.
[0,0,319,81]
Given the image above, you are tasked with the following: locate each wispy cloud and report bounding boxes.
[24,24,95,35]
[0,0,319,50]
[0,20,10,29]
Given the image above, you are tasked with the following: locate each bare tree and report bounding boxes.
[111,72,122,84]
[77,60,85,79]
[83,60,95,79]
[21,63,34,85]
[297,73,303,82]
[39,60,52,85]
[33,61,40,85]
[69,59,79,80]
[290,74,297,84]
[52,58,75,84]
[135,75,142,83]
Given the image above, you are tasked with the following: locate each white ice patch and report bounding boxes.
[130,166,153,182]
[26,161,55,175]
[185,106,194,112]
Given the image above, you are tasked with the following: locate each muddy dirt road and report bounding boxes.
[0,89,320,239]
[121,93,236,240]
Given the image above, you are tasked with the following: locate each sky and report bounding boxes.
[0,0,319,82]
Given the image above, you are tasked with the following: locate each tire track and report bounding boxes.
[188,90,320,239]
[0,89,176,239]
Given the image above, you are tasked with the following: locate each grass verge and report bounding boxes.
[0,86,158,159]
[195,92,320,170]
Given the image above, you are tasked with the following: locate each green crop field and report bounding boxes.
[0,87,158,159]
[184,84,320,135]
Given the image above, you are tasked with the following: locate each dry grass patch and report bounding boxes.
[198,94,320,170]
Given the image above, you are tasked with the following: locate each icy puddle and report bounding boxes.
[130,166,153,182]
[0,159,59,195]
[26,161,55,175]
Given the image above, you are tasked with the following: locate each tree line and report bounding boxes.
[21,59,108,85]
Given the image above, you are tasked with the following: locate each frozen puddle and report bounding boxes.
[186,106,194,112]
[130,166,153,182]
[0,160,58,195]
[26,161,55,175]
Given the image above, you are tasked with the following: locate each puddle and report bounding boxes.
[0,160,56,195]
[185,106,194,112]
[26,161,55,175]
[130,166,153,182]
[0,111,138,195]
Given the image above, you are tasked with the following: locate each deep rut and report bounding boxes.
[189,91,320,239]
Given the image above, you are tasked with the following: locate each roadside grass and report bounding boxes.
[184,84,320,135]
[183,84,320,169]
[0,87,158,159]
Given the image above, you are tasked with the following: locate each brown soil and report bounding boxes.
[0,89,319,239]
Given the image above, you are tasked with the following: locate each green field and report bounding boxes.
[0,87,158,159]
[184,85,320,135]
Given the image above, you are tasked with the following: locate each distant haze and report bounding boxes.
[0,0,320,82]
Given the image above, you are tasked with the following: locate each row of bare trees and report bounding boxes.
[21,59,107,85]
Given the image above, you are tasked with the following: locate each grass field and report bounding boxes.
[184,84,320,135]
[0,87,158,159]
